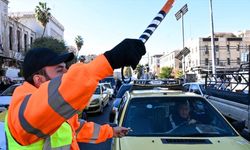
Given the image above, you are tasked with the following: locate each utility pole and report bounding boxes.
[209,0,216,74]
[175,4,188,79]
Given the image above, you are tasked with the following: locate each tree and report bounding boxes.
[75,35,84,51]
[35,2,51,37]
[172,69,183,78]
[135,64,144,79]
[159,67,173,79]
[30,37,67,53]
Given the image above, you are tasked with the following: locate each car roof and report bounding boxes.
[183,82,205,85]
[128,89,201,99]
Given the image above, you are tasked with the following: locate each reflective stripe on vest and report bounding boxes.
[48,76,79,119]
[89,123,101,144]
[5,113,72,150]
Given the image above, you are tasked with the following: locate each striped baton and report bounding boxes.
[139,0,175,43]
[122,0,175,83]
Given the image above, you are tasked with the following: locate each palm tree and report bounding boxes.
[35,2,51,37]
[75,35,84,52]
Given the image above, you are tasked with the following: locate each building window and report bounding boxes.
[17,30,21,52]
[237,45,240,51]
[205,45,209,54]
[9,26,13,50]
[24,34,27,52]
[205,58,208,65]
[30,37,33,45]
[237,57,240,65]
[215,45,219,51]
[227,58,230,65]
[179,63,182,68]
[216,58,219,65]
[227,45,230,51]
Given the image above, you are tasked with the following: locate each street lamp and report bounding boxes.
[175,4,188,78]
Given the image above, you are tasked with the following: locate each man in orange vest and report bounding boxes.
[6,38,146,149]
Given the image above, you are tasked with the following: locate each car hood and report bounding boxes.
[0,96,12,105]
[118,136,250,150]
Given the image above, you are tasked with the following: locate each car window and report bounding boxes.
[122,97,237,137]
[1,85,18,96]
[183,84,190,92]
[100,77,115,88]
[94,86,101,94]
[190,84,201,95]
[103,83,111,89]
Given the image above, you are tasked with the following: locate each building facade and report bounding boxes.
[9,12,64,41]
[0,0,65,82]
[149,54,163,76]
[160,50,181,69]
[183,32,250,81]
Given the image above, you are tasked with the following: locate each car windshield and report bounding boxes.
[122,96,237,137]
[103,83,111,89]
[99,77,115,88]
[94,86,101,94]
[1,85,18,96]
[116,84,132,98]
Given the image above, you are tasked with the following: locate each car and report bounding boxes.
[101,82,115,99]
[112,82,250,150]
[183,82,206,96]
[99,76,116,89]
[0,83,21,111]
[84,84,109,113]
[109,83,132,122]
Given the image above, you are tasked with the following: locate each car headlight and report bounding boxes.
[90,98,100,105]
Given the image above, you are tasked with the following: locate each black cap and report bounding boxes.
[23,48,74,79]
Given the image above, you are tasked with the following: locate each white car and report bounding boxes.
[0,83,21,111]
[183,82,206,96]
[101,82,114,99]
[85,84,109,113]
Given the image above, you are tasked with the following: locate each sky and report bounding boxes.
[8,0,250,63]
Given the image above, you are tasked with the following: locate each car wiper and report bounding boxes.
[181,132,222,137]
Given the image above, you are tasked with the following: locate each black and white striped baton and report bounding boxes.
[122,0,175,83]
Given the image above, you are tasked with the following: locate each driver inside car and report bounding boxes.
[167,101,197,129]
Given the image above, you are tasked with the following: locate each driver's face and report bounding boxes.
[179,105,190,119]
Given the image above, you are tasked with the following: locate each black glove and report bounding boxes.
[104,39,146,69]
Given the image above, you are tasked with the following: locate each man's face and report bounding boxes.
[33,63,67,87]
[44,63,67,79]
[179,104,190,119]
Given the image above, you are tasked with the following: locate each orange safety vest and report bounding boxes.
[6,55,114,150]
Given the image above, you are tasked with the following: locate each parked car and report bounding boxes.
[84,84,109,113]
[112,82,250,150]
[99,76,116,89]
[101,82,114,99]
[183,82,206,96]
[0,83,21,110]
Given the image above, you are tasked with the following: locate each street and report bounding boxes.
[78,99,114,150]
